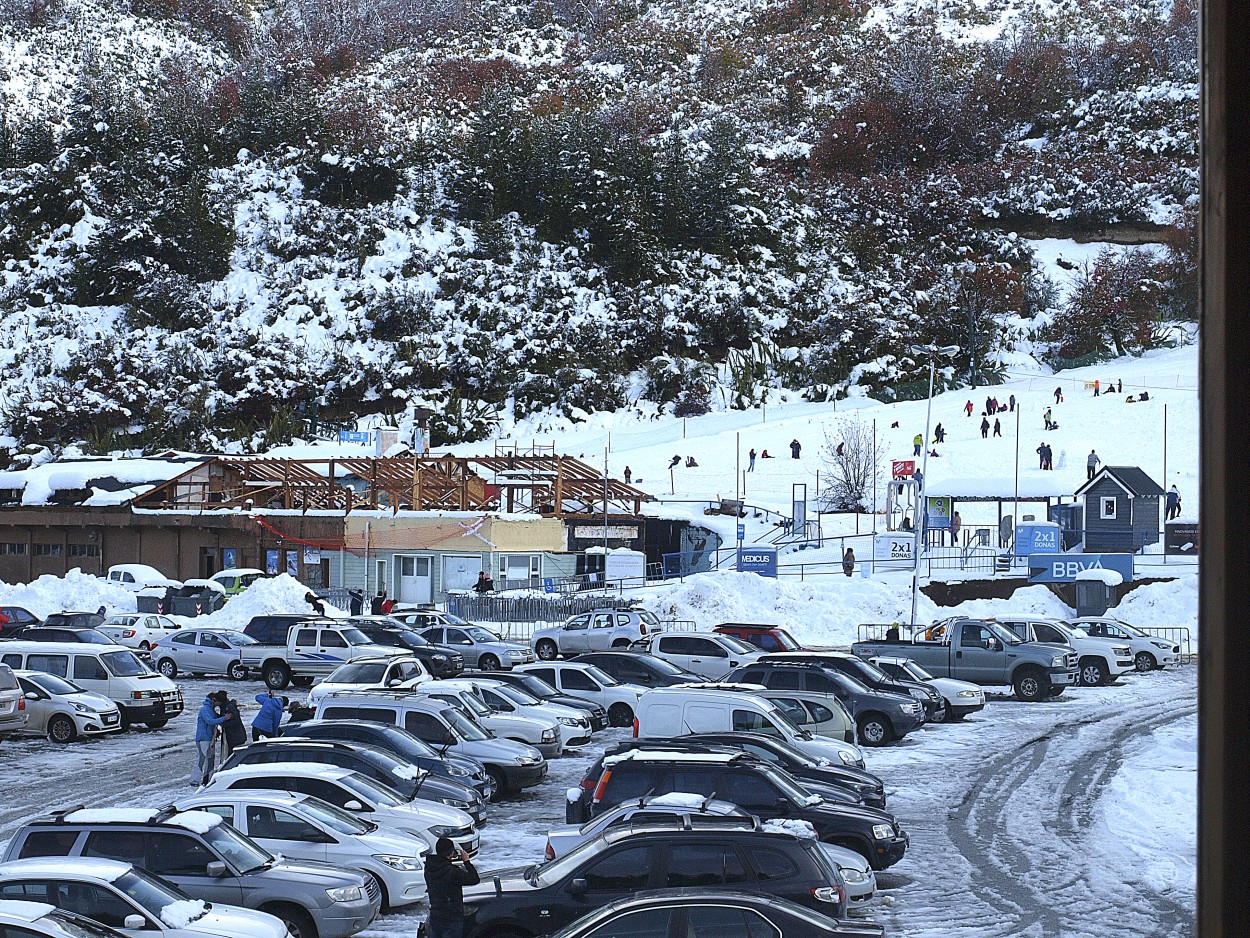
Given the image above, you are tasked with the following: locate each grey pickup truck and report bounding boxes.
[852,618,1079,702]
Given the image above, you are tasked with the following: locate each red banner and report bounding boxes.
[892,460,915,479]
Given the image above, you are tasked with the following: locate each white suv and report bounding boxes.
[532,608,665,660]
[516,662,647,727]
[1068,616,1181,672]
[639,631,764,680]
[99,614,183,651]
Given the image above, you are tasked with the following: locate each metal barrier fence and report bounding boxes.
[1143,626,1195,660]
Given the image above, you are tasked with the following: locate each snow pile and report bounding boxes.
[761,818,818,840]
[159,900,209,929]
[1114,575,1199,638]
[0,570,137,618]
[190,575,325,631]
[1075,568,1124,586]
[645,793,714,810]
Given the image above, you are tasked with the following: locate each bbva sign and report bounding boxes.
[1027,553,1134,583]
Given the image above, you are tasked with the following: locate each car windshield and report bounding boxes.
[297,796,374,835]
[1100,619,1144,637]
[340,771,406,807]
[719,635,760,655]
[768,703,811,739]
[216,631,257,646]
[115,868,203,919]
[757,762,822,805]
[583,665,619,686]
[442,706,490,741]
[772,630,803,651]
[443,613,471,626]
[48,910,141,938]
[327,662,388,684]
[27,672,87,696]
[465,627,500,643]
[635,656,693,677]
[514,674,560,697]
[987,623,1022,645]
[530,833,608,887]
[492,684,541,706]
[372,727,437,760]
[452,690,493,717]
[101,650,149,676]
[900,660,935,682]
[851,658,892,682]
[339,628,374,646]
[201,821,275,873]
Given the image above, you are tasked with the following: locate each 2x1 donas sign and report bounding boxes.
[1027,553,1134,583]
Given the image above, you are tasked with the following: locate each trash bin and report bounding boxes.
[170,587,225,617]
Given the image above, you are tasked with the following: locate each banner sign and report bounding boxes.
[339,430,371,444]
[874,533,914,562]
[1028,553,1134,583]
[892,460,915,479]
[926,497,952,529]
[737,546,778,577]
[1015,524,1060,557]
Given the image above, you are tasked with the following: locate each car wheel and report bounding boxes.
[365,872,389,913]
[145,719,168,729]
[264,663,292,690]
[264,905,316,938]
[1078,657,1108,687]
[611,639,631,649]
[1012,668,1050,702]
[941,700,960,723]
[856,713,893,747]
[156,658,178,679]
[486,766,509,796]
[1048,686,1066,698]
[227,661,249,681]
[608,702,633,727]
[48,714,77,744]
[1135,651,1158,672]
[137,640,151,651]
[535,639,559,661]
[479,654,500,671]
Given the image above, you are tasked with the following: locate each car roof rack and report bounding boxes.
[48,805,86,820]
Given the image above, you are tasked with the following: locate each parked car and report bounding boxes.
[752,689,857,743]
[16,624,115,645]
[12,669,123,742]
[311,691,547,794]
[762,651,947,723]
[0,642,184,729]
[175,790,428,910]
[241,615,333,647]
[200,763,479,857]
[530,607,666,660]
[306,657,431,707]
[633,684,866,767]
[865,656,986,722]
[98,614,183,651]
[543,890,885,938]
[1068,615,1182,672]
[209,568,267,598]
[0,662,28,742]
[460,820,856,938]
[0,897,132,938]
[338,617,465,678]
[516,662,647,728]
[155,628,258,680]
[414,623,534,671]
[485,671,609,730]
[276,719,493,801]
[635,631,765,680]
[218,737,486,826]
[0,605,41,639]
[237,622,407,690]
[994,616,1134,686]
[3,806,380,938]
[106,564,182,593]
[580,749,908,870]
[0,857,289,938]
[409,680,562,759]
[572,650,703,688]
[713,622,809,653]
[727,660,924,747]
[471,678,594,748]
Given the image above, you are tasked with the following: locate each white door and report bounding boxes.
[397,556,433,604]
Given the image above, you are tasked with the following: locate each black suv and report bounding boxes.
[218,738,486,823]
[277,719,493,799]
[572,650,702,687]
[16,626,116,645]
[461,820,853,938]
[0,605,40,639]
[485,671,608,730]
[242,614,332,645]
[339,616,465,677]
[583,750,907,870]
[728,660,924,746]
[762,651,947,723]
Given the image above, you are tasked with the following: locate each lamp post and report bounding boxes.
[910,345,961,627]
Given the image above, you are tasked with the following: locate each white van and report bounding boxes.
[106,563,182,592]
[634,684,865,768]
[0,641,184,729]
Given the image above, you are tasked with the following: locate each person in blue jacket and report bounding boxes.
[190,693,230,786]
[252,692,286,742]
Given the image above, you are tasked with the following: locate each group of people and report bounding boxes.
[979,416,1002,438]
[191,690,291,786]
[667,454,700,469]
[1092,378,1124,397]
[1036,441,1055,470]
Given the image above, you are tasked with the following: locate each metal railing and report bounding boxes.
[1143,626,1195,660]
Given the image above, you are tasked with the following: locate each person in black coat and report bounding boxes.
[348,589,364,616]
[218,694,247,757]
[370,590,385,615]
[424,837,480,938]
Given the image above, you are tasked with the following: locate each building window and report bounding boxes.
[0,543,27,556]
[33,544,63,557]
[1100,497,1118,521]
[68,544,100,557]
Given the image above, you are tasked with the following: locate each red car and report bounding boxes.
[713,622,808,653]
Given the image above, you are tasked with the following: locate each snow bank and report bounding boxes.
[1075,568,1124,586]
[1114,575,1199,641]
[0,570,137,618]
[190,574,329,631]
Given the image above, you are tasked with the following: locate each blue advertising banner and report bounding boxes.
[222,548,238,570]
[738,546,779,577]
[339,430,371,444]
[1016,523,1061,557]
[1028,553,1134,583]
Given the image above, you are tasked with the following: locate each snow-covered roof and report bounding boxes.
[0,900,56,922]
[923,476,1074,500]
[1075,568,1125,586]
[0,456,206,508]
[0,856,131,880]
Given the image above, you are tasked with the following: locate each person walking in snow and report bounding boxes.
[1043,407,1054,430]
[1087,449,1101,480]
[993,417,1002,437]
[1037,442,1047,469]
[913,433,924,456]
[1166,484,1181,520]
[984,395,993,416]
[980,417,990,439]
[1054,386,1063,404]
[951,511,962,546]
[933,423,945,444]
[748,449,756,472]
[668,454,681,470]
[190,693,229,786]
[790,439,802,459]
[842,547,855,577]
[1043,443,1053,470]
[623,466,632,484]
[1093,378,1100,397]
[964,400,974,417]
[1009,393,1016,412]
[1117,379,1123,394]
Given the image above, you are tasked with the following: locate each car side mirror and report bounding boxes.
[343,800,365,812]
[124,914,147,929]
[206,861,228,878]
[985,638,1000,651]
[24,692,40,701]
[387,679,402,687]
[570,877,589,898]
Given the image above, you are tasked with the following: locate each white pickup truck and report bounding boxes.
[238,621,407,690]
[995,616,1134,686]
